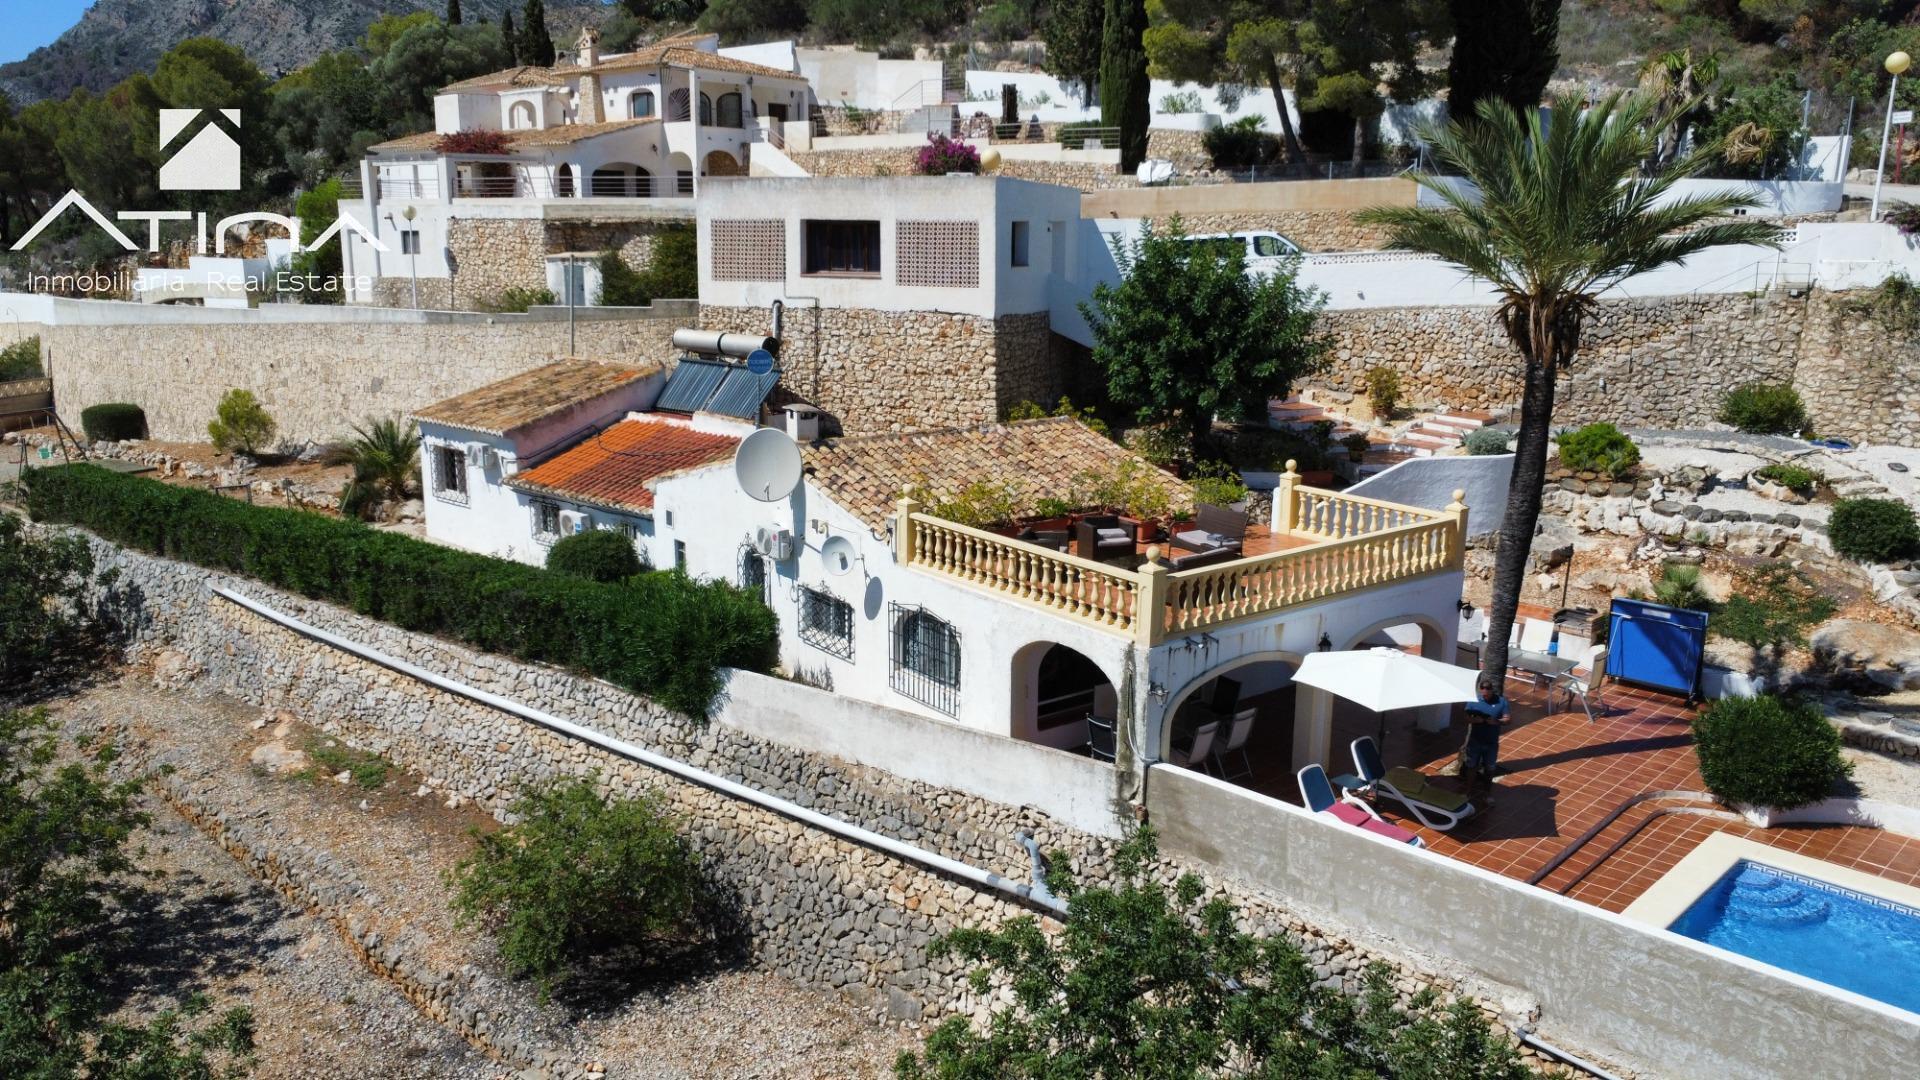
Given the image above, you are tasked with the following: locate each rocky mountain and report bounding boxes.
[0,0,601,104]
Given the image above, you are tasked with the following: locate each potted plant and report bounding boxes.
[1341,432,1372,464]
[1125,478,1172,543]
[1020,496,1077,532]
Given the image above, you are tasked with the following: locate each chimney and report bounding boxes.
[576,27,604,124]
[576,26,601,68]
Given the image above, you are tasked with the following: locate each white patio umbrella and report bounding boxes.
[1293,646,1483,747]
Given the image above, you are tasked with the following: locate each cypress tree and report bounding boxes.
[1446,0,1560,120]
[501,9,519,65]
[1099,0,1150,172]
[522,0,556,67]
[447,0,462,25]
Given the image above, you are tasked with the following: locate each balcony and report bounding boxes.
[895,468,1467,646]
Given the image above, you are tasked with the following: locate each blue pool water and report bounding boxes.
[1669,860,1920,1014]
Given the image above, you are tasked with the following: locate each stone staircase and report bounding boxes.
[1393,409,1495,455]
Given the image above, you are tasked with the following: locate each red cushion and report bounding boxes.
[1361,818,1421,845]
[1325,803,1371,826]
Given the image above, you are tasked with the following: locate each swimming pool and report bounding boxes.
[1668,859,1920,1014]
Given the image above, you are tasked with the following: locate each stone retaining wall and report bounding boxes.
[367,218,678,314]
[783,149,1131,191]
[43,306,689,445]
[67,531,1564,1066]
[699,304,1063,433]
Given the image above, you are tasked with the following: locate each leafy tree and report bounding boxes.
[547,528,645,582]
[894,828,1529,1079]
[363,12,439,57]
[0,336,41,380]
[1294,0,1447,170]
[1100,0,1151,172]
[1081,219,1326,453]
[370,19,511,134]
[1445,0,1558,120]
[449,779,704,1000]
[1146,2,1310,169]
[501,8,521,66]
[699,0,810,38]
[1699,77,1807,179]
[323,416,420,518]
[1043,0,1105,108]
[285,179,348,303]
[522,0,557,67]
[0,517,102,688]
[1356,93,1782,682]
[207,388,277,455]
[269,54,385,185]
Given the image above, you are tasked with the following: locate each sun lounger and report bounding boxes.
[1348,736,1474,831]
[1297,764,1424,847]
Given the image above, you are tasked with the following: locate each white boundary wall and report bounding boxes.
[1146,764,1920,1080]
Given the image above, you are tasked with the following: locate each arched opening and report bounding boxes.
[589,163,651,197]
[1010,642,1119,753]
[554,163,576,198]
[667,89,692,122]
[1331,615,1455,774]
[698,92,713,125]
[715,91,743,128]
[666,151,694,195]
[1159,651,1303,796]
[703,149,742,177]
[629,91,655,120]
[507,100,535,129]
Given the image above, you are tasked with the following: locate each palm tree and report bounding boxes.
[1356,92,1782,681]
[324,417,419,519]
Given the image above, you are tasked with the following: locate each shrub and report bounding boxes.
[1717,381,1808,435]
[599,224,698,305]
[1828,497,1920,563]
[434,129,513,154]
[1752,462,1819,496]
[1884,202,1920,236]
[323,416,419,518]
[1712,561,1835,648]
[546,529,643,583]
[1201,116,1280,170]
[1693,695,1849,811]
[1363,366,1401,419]
[1464,427,1511,455]
[1188,459,1247,506]
[1158,90,1203,114]
[450,779,704,999]
[79,403,147,442]
[478,286,555,313]
[206,389,276,455]
[914,133,981,175]
[21,465,777,715]
[0,336,42,380]
[1004,400,1048,422]
[0,515,102,688]
[1652,562,1712,611]
[1554,422,1639,477]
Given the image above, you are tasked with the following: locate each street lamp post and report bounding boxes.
[402,204,419,308]
[1873,50,1913,221]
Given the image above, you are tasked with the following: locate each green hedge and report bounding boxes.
[1828,497,1920,564]
[547,528,644,582]
[79,403,147,442]
[1693,695,1849,811]
[23,465,776,716]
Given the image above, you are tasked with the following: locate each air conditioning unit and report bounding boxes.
[466,441,489,463]
[480,446,502,472]
[754,526,795,561]
[559,510,590,535]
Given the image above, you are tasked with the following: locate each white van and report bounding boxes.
[1179,231,1303,276]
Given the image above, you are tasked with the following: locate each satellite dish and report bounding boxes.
[746,348,775,376]
[733,427,803,502]
[821,534,858,576]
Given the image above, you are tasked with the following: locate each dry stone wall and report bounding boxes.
[701,304,1063,433]
[66,531,1564,1055]
[376,217,678,313]
[1150,211,1388,252]
[45,305,690,445]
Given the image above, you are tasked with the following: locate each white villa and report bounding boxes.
[409,357,1470,783]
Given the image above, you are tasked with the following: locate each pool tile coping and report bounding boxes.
[1623,831,1920,927]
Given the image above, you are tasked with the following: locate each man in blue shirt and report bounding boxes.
[1461,679,1511,807]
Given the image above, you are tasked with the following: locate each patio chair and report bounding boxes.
[1086,713,1117,763]
[1074,514,1135,560]
[1168,720,1220,774]
[1554,645,1609,723]
[1211,707,1257,781]
[1347,736,1474,831]
[1171,502,1247,561]
[1296,764,1424,847]
[1517,617,1555,654]
[1017,527,1070,552]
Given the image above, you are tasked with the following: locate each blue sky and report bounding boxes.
[0,0,92,65]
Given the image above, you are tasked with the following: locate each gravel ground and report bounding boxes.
[46,672,915,1079]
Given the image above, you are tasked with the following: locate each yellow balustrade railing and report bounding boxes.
[895,477,1468,646]
[900,508,1142,633]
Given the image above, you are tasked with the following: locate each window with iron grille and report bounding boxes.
[739,545,768,604]
[431,444,467,504]
[798,585,854,659]
[531,499,561,545]
[890,603,960,716]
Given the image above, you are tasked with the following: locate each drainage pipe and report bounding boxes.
[210,585,1069,917]
[1515,1029,1628,1080]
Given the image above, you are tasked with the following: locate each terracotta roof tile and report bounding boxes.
[804,417,1195,532]
[408,359,658,438]
[441,40,799,95]
[505,417,740,515]
[370,118,659,153]
[441,65,560,92]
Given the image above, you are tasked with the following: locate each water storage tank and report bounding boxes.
[671,328,775,358]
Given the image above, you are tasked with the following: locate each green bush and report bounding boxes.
[1201,116,1280,169]
[450,779,704,999]
[22,466,776,716]
[479,286,555,313]
[546,529,643,583]
[1554,422,1639,477]
[1651,562,1711,611]
[1363,366,1401,419]
[1463,427,1511,455]
[1752,462,1819,496]
[0,515,102,688]
[0,336,42,381]
[1693,695,1850,811]
[1829,497,1920,563]
[1712,561,1835,649]
[79,403,147,442]
[1188,459,1247,507]
[1717,382,1808,435]
[206,389,276,455]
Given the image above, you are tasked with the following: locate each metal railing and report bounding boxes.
[896,473,1466,646]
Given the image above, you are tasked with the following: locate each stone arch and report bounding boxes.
[703,149,743,177]
[1009,640,1121,751]
[589,162,651,197]
[1157,650,1305,762]
[1337,613,1448,657]
[507,100,536,129]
